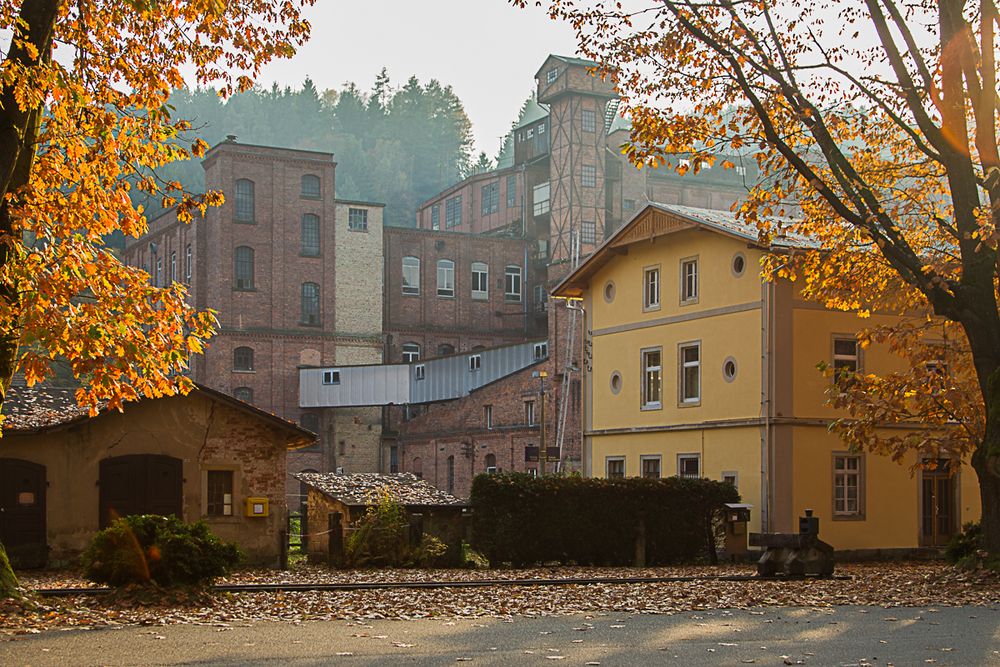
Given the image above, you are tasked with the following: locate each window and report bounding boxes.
[546,67,558,84]
[155,257,162,287]
[833,454,863,517]
[348,208,368,232]
[678,454,701,478]
[412,457,423,480]
[301,174,321,199]
[471,262,489,299]
[300,283,320,325]
[534,284,548,312]
[169,251,176,283]
[581,164,596,187]
[234,246,254,290]
[437,259,455,297]
[606,457,625,479]
[437,343,455,356]
[233,346,254,372]
[389,445,399,474]
[481,182,499,215]
[446,456,455,494]
[533,341,548,360]
[679,342,701,404]
[504,265,522,302]
[235,178,255,222]
[722,471,739,490]
[484,405,493,430]
[644,267,660,310]
[732,252,747,277]
[485,453,497,472]
[469,354,482,372]
[402,256,420,295]
[506,174,517,208]
[233,386,253,403]
[623,198,636,211]
[641,456,661,479]
[833,337,860,377]
[414,364,426,381]
[184,244,192,283]
[532,182,550,216]
[527,128,533,139]
[642,348,662,409]
[430,204,440,230]
[525,400,536,425]
[445,195,462,228]
[723,357,738,382]
[681,258,699,302]
[322,369,340,385]
[301,214,320,256]
[582,109,596,133]
[206,470,234,516]
[300,413,320,433]
[402,342,421,363]
[581,221,596,245]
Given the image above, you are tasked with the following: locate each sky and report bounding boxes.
[254,1,582,158]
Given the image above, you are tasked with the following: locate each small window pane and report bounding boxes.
[301,282,320,325]
[581,165,596,187]
[207,470,234,516]
[235,179,255,222]
[348,208,368,232]
[234,246,254,289]
[301,214,320,256]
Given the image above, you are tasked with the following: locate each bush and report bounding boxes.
[946,522,982,564]
[470,473,739,566]
[343,491,411,567]
[82,515,242,588]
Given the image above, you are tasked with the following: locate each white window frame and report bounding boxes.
[533,341,548,360]
[640,455,662,479]
[546,68,559,84]
[833,453,865,518]
[641,347,662,410]
[532,181,550,216]
[679,341,702,405]
[484,404,493,430]
[643,266,660,311]
[680,257,699,304]
[437,259,455,297]
[471,261,489,300]
[402,256,420,295]
[505,265,522,302]
[184,244,192,284]
[414,364,426,381]
[402,343,421,364]
[832,335,861,377]
[677,453,701,479]
[524,400,536,425]
[721,471,739,491]
[469,354,482,372]
[606,456,626,479]
[322,369,340,385]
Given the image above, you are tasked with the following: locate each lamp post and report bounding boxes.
[532,370,548,475]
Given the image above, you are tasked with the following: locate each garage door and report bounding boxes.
[0,458,47,568]
[99,455,183,528]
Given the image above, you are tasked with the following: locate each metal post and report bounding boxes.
[535,370,548,476]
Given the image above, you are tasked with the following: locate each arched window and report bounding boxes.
[234,246,254,290]
[402,256,420,295]
[402,342,420,363]
[301,174,321,199]
[437,343,455,356]
[446,455,455,495]
[233,346,254,371]
[412,457,423,480]
[301,282,320,326]
[485,453,497,471]
[301,214,320,256]
[437,259,455,297]
[169,251,176,283]
[233,386,253,403]
[235,179,255,222]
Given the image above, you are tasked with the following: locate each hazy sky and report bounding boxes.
[254,1,581,157]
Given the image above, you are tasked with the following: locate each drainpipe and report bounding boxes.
[759,279,771,533]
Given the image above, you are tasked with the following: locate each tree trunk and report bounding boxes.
[0,542,18,598]
[971,368,1000,554]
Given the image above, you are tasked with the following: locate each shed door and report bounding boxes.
[0,458,47,568]
[99,455,183,528]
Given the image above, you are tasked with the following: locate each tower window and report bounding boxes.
[235,179,255,222]
[582,109,596,133]
[581,165,597,188]
[301,174,321,199]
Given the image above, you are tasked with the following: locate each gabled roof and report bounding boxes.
[3,382,316,449]
[535,54,602,77]
[552,202,813,299]
[295,472,466,508]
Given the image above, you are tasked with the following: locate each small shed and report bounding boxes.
[295,472,467,563]
[0,383,315,568]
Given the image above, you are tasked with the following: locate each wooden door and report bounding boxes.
[920,459,956,547]
[0,458,47,568]
[99,455,183,528]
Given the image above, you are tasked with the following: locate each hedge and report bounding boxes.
[470,473,739,566]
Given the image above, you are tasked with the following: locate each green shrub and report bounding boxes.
[470,473,739,566]
[343,491,411,567]
[946,522,982,564]
[82,515,242,587]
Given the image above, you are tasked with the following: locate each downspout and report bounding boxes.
[760,278,772,533]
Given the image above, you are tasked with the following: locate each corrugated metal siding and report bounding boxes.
[299,340,547,408]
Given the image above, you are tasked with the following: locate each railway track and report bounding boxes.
[34,573,850,598]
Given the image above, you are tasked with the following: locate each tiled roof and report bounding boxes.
[2,384,97,432]
[650,202,817,249]
[295,472,467,507]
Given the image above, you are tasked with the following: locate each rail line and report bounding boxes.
[34,573,850,598]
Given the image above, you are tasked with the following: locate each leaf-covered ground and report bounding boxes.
[3,563,998,638]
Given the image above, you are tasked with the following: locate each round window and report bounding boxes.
[732,252,747,277]
[603,281,616,303]
[723,357,738,382]
[610,371,623,394]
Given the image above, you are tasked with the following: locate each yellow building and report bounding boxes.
[553,203,980,552]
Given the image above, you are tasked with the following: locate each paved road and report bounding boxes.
[3,606,999,666]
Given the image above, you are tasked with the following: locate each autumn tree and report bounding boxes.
[525,0,1000,550]
[0,0,312,596]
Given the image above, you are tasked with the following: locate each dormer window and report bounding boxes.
[546,68,559,84]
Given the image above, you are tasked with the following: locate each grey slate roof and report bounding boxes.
[648,202,817,249]
[2,384,98,431]
[295,472,466,508]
